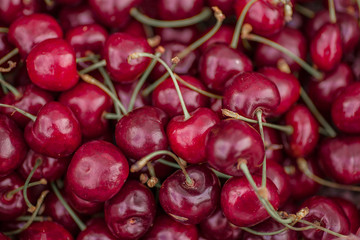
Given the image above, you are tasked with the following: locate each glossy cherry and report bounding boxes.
[105,180,156,239]
[152,75,209,117]
[159,164,221,224]
[19,221,73,240]
[24,101,82,158]
[200,25,235,52]
[115,81,150,110]
[77,218,117,240]
[157,0,204,20]
[263,127,284,164]
[0,0,40,25]
[207,119,264,176]
[221,175,280,227]
[156,26,198,45]
[103,33,152,83]
[332,197,360,233]
[58,5,96,31]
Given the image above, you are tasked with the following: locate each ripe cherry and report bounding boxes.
[157,0,204,20]
[332,197,360,233]
[0,0,40,26]
[58,5,96,31]
[200,25,235,52]
[77,218,116,240]
[115,81,150,110]
[19,221,73,240]
[207,0,234,15]
[263,127,284,164]
[155,26,198,45]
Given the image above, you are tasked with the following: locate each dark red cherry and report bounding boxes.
[332,197,360,233]
[115,81,150,110]
[258,67,300,116]
[199,43,253,93]
[0,84,54,128]
[0,233,9,240]
[143,214,199,240]
[89,0,142,28]
[286,11,304,30]
[207,119,264,176]
[0,31,19,68]
[159,164,221,224]
[115,106,168,160]
[122,20,147,38]
[319,136,360,184]
[155,26,198,45]
[77,218,117,240]
[0,173,26,221]
[200,25,235,52]
[167,108,220,164]
[263,127,284,164]
[221,175,280,227]
[157,0,204,20]
[0,114,27,176]
[8,14,63,58]
[207,0,234,15]
[199,207,242,240]
[282,105,319,158]
[59,82,113,139]
[0,0,40,26]
[58,5,96,31]
[223,72,280,120]
[298,196,350,240]
[65,24,108,58]
[19,221,73,240]
[210,98,222,118]
[152,75,209,117]
[331,82,360,133]
[103,33,152,83]
[308,63,354,113]
[105,180,156,239]
[310,23,342,71]
[234,0,285,37]
[24,101,82,158]
[255,27,307,72]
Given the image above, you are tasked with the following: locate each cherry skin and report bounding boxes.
[155,26,198,45]
[115,106,168,160]
[0,114,27,176]
[258,67,300,116]
[200,25,235,52]
[332,197,360,233]
[59,82,113,139]
[0,233,9,240]
[143,214,199,240]
[298,196,350,240]
[122,20,147,38]
[207,0,234,15]
[223,72,280,120]
[263,127,284,164]
[167,108,220,164]
[24,101,82,158]
[115,81,150,110]
[103,33,151,83]
[157,0,204,20]
[199,43,253,93]
[8,13,63,58]
[199,207,242,240]
[152,75,209,118]
[281,105,319,158]
[331,82,360,133]
[0,84,54,128]
[58,5,96,31]
[105,180,156,239]
[221,175,280,227]
[0,0,40,25]
[77,218,117,240]
[159,164,221,224]
[207,119,264,176]
[19,221,73,240]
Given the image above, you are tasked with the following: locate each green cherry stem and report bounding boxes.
[256,110,267,189]
[328,0,337,23]
[0,103,36,121]
[103,112,121,120]
[0,27,9,33]
[240,226,289,236]
[294,4,315,18]
[76,55,101,63]
[129,7,212,28]
[0,73,22,99]
[24,158,43,213]
[16,215,52,222]
[77,59,107,75]
[6,179,47,199]
[0,48,19,66]
[298,219,348,239]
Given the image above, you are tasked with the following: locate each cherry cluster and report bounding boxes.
[0,0,360,239]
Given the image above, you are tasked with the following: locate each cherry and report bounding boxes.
[200,25,235,52]
[58,5,96,31]
[143,214,199,240]
[281,105,319,158]
[0,84,54,128]
[8,13,63,58]
[332,197,360,233]
[77,218,117,240]
[263,127,283,164]
[152,75,209,117]
[103,33,152,83]
[331,82,360,133]
[221,175,280,227]
[122,20,147,38]
[115,81,150,110]
[0,233,9,240]
[167,107,220,164]
[298,196,350,240]
[199,43,253,93]
[258,67,300,116]
[0,0,40,26]
[19,221,73,240]
[255,27,307,72]
[66,140,129,202]
[156,27,198,45]
[207,0,234,15]
[159,164,221,224]
[157,0,204,20]
[207,119,264,176]
[24,101,82,158]
[199,207,242,240]
[105,180,156,239]
[0,114,27,176]
[59,82,113,139]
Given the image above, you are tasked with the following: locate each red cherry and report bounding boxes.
[200,25,235,52]
[77,218,116,240]
[0,232,9,240]
[122,20,147,38]
[207,0,235,15]
[332,197,360,233]
[19,221,73,240]
[0,0,40,26]
[263,127,284,164]
[58,5,96,31]
[115,81,150,110]
[156,27,198,45]
[157,0,204,20]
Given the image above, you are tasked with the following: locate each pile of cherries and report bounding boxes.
[1,0,360,239]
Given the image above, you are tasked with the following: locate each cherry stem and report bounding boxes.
[0,73,22,99]
[6,179,47,199]
[240,226,294,236]
[103,112,121,120]
[297,158,360,192]
[299,87,337,138]
[231,0,258,49]
[76,55,101,63]
[142,69,172,97]
[328,0,337,23]
[129,7,212,28]
[241,27,324,80]
[3,190,49,236]
[50,181,86,231]
[0,60,16,73]
[297,219,348,239]
[79,74,127,115]
[294,4,315,18]
[357,0,360,24]
[129,52,191,119]
[222,109,294,135]
[256,110,267,189]
[44,0,55,7]
[77,59,106,75]
[146,162,161,188]
[0,48,19,66]
[0,27,9,33]
[16,215,52,222]
[24,158,43,213]
[131,150,194,186]
[0,103,36,121]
